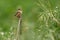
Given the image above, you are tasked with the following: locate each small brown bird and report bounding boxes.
[15,9,22,18]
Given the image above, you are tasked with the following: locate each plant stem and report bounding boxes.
[16,18,21,40]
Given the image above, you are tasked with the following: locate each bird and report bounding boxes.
[15,9,22,18]
[15,8,23,35]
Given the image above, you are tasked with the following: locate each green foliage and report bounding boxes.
[0,0,60,40]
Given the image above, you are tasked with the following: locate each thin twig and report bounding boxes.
[16,18,21,40]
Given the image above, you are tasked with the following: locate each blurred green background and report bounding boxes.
[0,0,60,40]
